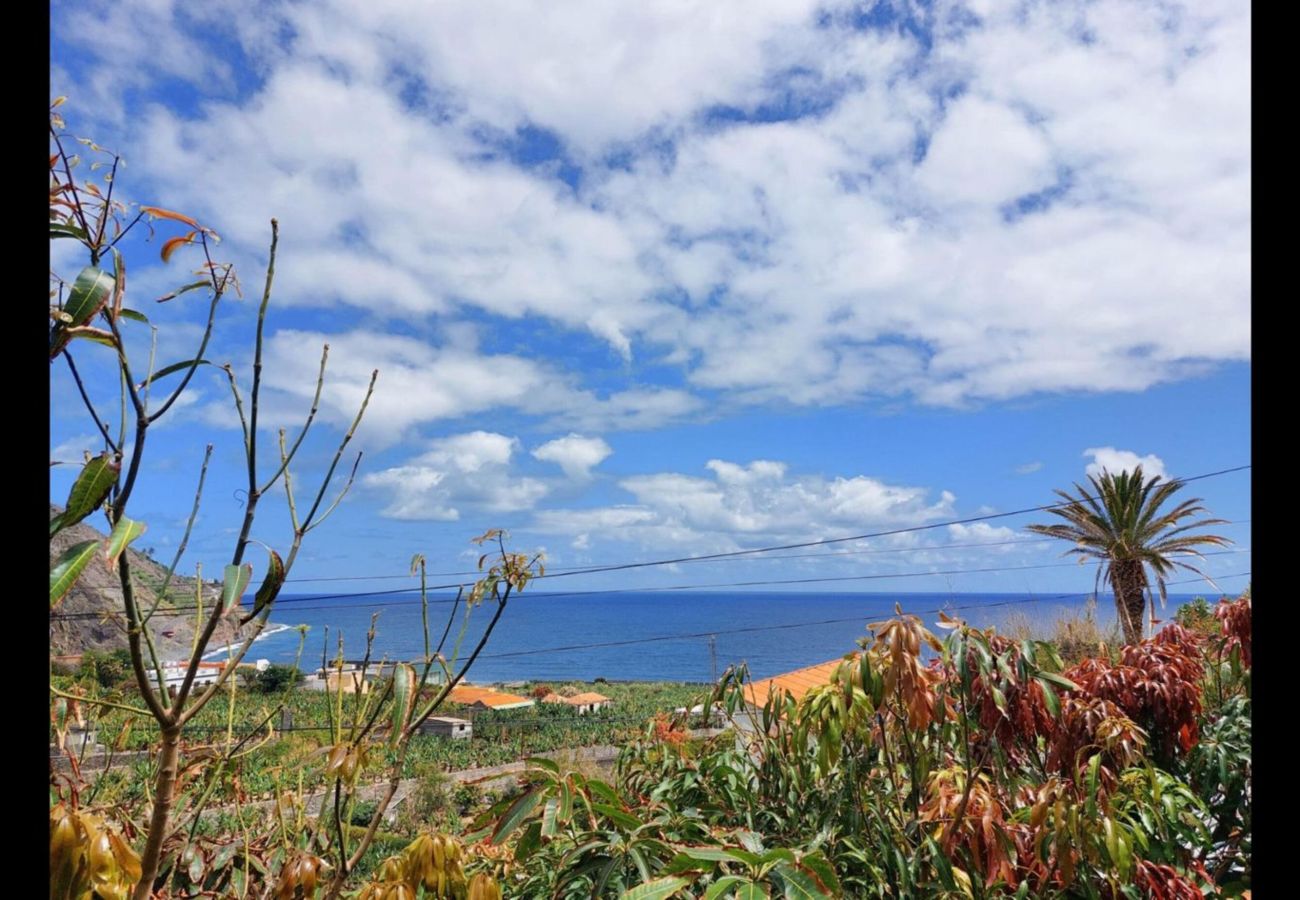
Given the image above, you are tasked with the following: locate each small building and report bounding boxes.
[550,692,612,714]
[564,691,613,712]
[306,666,370,694]
[148,660,226,694]
[731,654,861,737]
[673,703,727,728]
[446,684,535,711]
[417,716,473,740]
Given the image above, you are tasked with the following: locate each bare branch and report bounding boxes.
[302,370,377,531]
[260,344,328,494]
[62,351,118,454]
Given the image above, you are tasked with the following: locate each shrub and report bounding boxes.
[252,665,304,694]
[78,648,133,689]
[1174,597,1219,637]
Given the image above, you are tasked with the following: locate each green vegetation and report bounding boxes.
[449,595,1251,898]
[1026,466,1231,644]
[253,664,307,694]
[50,99,1250,898]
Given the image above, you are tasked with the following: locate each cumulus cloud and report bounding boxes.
[531,434,613,479]
[533,459,959,554]
[50,433,102,464]
[256,329,700,441]
[55,0,1250,423]
[1083,447,1168,480]
[945,522,1021,545]
[362,431,547,520]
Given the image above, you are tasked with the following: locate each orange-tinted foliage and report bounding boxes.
[1216,595,1252,668]
[867,612,944,730]
[651,712,688,749]
[1133,859,1209,900]
[960,634,1055,757]
[1044,697,1146,785]
[920,768,1017,888]
[1065,630,1203,761]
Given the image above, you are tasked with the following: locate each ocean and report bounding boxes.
[219,590,1214,683]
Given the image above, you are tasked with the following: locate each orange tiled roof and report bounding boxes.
[566,692,611,704]
[446,685,534,709]
[743,654,859,708]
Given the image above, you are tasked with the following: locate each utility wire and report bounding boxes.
[309,570,1249,666]
[49,551,1249,620]
[48,463,1251,620]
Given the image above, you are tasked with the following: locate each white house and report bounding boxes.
[148,660,226,694]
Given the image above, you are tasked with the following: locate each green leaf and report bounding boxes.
[117,308,150,324]
[490,786,543,845]
[138,358,213,390]
[70,329,117,348]
[797,854,840,896]
[389,663,415,748]
[1035,671,1081,692]
[156,279,212,304]
[239,547,285,625]
[774,863,832,899]
[704,876,749,900]
[50,222,89,241]
[541,798,559,837]
[51,452,119,536]
[220,564,253,612]
[926,837,956,892]
[592,802,643,831]
[619,876,691,900]
[1085,755,1102,820]
[104,516,146,572]
[63,266,115,326]
[514,820,543,861]
[734,884,770,900]
[1036,678,1061,718]
[588,780,621,806]
[679,847,762,867]
[51,540,100,607]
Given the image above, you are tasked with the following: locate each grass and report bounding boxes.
[999,597,1120,665]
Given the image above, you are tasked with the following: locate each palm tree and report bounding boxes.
[1027,466,1231,644]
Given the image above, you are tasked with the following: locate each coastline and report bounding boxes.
[201,622,294,661]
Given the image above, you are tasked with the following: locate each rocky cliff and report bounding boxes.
[50,505,262,661]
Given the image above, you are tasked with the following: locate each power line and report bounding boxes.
[530,465,1251,582]
[310,571,1248,667]
[48,463,1251,620]
[469,572,1252,662]
[279,536,1067,583]
[48,551,1249,620]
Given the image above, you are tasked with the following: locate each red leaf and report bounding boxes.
[141,205,199,227]
[161,232,196,263]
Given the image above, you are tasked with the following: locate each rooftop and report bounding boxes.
[567,692,611,704]
[446,684,535,709]
[743,654,859,708]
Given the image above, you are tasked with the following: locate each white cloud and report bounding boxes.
[945,522,1020,545]
[57,0,1250,420]
[362,431,548,520]
[1015,461,1043,475]
[256,329,699,442]
[915,94,1055,207]
[51,433,102,464]
[534,459,959,554]
[1083,446,1168,480]
[532,434,613,479]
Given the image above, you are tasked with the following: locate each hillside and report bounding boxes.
[49,505,266,660]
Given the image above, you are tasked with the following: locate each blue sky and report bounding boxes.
[51,0,1251,600]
